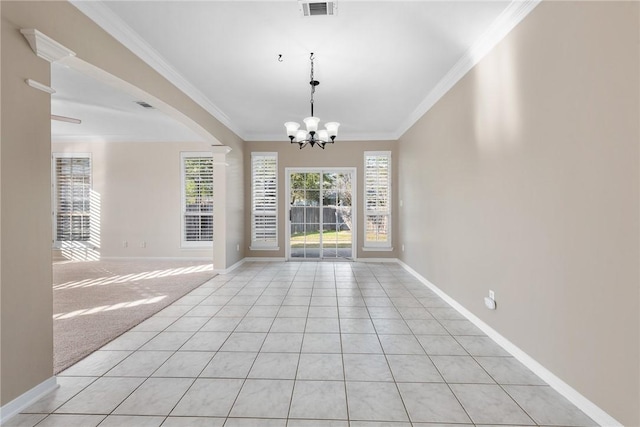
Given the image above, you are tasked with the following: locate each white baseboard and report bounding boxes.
[0,377,58,424]
[214,257,249,274]
[100,256,212,261]
[397,259,622,427]
[221,256,400,274]
[240,256,397,264]
[357,257,399,263]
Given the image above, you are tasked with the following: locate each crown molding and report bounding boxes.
[20,29,76,63]
[70,1,245,140]
[394,0,542,139]
[71,0,539,144]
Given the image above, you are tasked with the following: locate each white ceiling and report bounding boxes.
[51,62,206,143]
[63,0,537,143]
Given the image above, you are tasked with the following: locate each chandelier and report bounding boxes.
[285,53,340,149]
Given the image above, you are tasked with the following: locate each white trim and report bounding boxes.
[52,153,93,246]
[395,0,541,139]
[0,377,58,424]
[249,246,281,251]
[251,152,279,250]
[69,1,244,140]
[180,152,214,249]
[364,151,392,249]
[70,1,539,143]
[100,256,212,261]
[214,257,247,274]
[357,257,399,263]
[396,259,623,427]
[25,79,55,94]
[362,247,394,252]
[180,247,214,252]
[20,29,75,63]
[285,167,357,261]
[215,257,289,274]
[52,152,92,158]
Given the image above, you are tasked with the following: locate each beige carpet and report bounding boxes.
[53,259,215,374]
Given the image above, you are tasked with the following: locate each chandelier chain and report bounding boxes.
[310,53,315,117]
[284,52,339,149]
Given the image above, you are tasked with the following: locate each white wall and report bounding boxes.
[53,141,215,260]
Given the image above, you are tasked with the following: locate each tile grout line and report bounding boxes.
[20,261,592,427]
[219,262,290,422]
[285,262,312,423]
[335,264,352,425]
[370,264,416,425]
[136,275,244,422]
[109,275,232,422]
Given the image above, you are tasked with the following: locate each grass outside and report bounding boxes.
[291,230,351,248]
[290,230,388,247]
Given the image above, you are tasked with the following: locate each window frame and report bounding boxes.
[52,153,92,247]
[363,151,392,250]
[250,152,279,250]
[181,151,214,248]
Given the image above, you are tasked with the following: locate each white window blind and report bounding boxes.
[182,153,213,246]
[364,151,391,247]
[251,152,278,249]
[54,155,91,242]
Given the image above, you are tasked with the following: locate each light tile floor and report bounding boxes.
[8,262,599,427]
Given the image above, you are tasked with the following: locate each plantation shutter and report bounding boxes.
[55,156,91,242]
[251,152,278,248]
[364,151,391,246]
[183,155,214,244]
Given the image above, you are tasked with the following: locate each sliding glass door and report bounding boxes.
[287,169,355,260]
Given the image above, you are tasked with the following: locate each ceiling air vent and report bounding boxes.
[135,101,154,109]
[299,1,337,17]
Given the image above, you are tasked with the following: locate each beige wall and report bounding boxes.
[1,0,246,269]
[1,0,246,407]
[2,0,637,422]
[398,1,639,425]
[245,141,398,260]
[52,141,216,260]
[1,13,54,405]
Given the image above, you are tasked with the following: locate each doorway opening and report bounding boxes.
[286,168,356,260]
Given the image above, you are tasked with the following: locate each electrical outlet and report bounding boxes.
[140,241,146,248]
[485,290,497,310]
[402,244,405,252]
[123,240,128,248]
[236,244,240,251]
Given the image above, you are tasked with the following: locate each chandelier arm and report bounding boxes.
[285,52,338,148]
